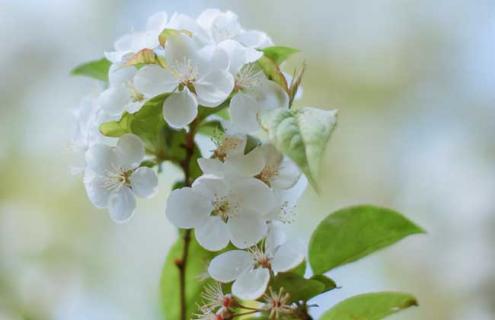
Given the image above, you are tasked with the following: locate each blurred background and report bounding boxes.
[0,0,494,319]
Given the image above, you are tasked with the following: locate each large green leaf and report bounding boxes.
[309,205,425,274]
[71,58,111,81]
[269,272,336,303]
[320,292,418,320]
[262,46,299,65]
[160,235,216,320]
[260,107,337,190]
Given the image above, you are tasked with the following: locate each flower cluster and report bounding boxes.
[73,8,320,319]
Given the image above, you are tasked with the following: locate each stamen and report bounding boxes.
[169,57,199,86]
[235,64,263,91]
[256,163,279,187]
[248,245,272,269]
[263,287,294,319]
[211,196,239,222]
[102,164,133,192]
[213,136,243,161]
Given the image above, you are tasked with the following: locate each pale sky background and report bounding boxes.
[0,0,494,319]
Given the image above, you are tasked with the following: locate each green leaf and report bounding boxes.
[244,135,262,154]
[269,272,336,303]
[291,260,307,277]
[71,58,111,81]
[160,234,216,320]
[320,292,418,320]
[99,114,132,137]
[197,120,224,138]
[310,274,337,293]
[257,56,289,92]
[99,94,169,156]
[260,107,337,190]
[197,100,230,122]
[262,46,299,65]
[309,205,425,274]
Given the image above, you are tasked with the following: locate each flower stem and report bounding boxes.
[177,120,199,320]
[178,229,192,320]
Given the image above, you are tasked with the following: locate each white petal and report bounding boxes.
[271,157,301,189]
[265,221,287,254]
[164,33,199,65]
[235,30,273,48]
[271,242,305,273]
[146,11,168,31]
[228,213,267,249]
[210,11,242,43]
[109,64,136,86]
[115,134,145,169]
[167,14,209,42]
[251,79,289,111]
[130,167,158,198]
[108,187,136,223]
[232,268,270,300]
[229,92,261,134]
[85,144,118,175]
[197,158,225,177]
[208,250,253,282]
[218,39,262,74]
[191,176,229,200]
[224,147,265,177]
[197,45,230,72]
[134,65,177,97]
[195,217,230,251]
[165,187,211,228]
[83,171,111,208]
[163,89,198,128]
[232,178,277,214]
[197,9,221,29]
[98,86,131,115]
[195,70,234,107]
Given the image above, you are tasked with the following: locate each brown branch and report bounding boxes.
[177,120,199,320]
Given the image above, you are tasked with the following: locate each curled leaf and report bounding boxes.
[125,48,166,68]
[260,107,337,190]
[159,28,193,47]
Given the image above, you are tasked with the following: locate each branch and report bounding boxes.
[177,120,199,320]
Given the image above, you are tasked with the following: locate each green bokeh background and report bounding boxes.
[0,0,494,319]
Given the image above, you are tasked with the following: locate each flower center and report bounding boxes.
[103,166,133,192]
[234,64,262,91]
[127,81,145,102]
[249,246,272,269]
[213,137,243,161]
[256,164,279,187]
[169,57,198,87]
[264,288,293,319]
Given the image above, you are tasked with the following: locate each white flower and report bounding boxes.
[166,176,277,250]
[197,134,265,179]
[72,92,112,152]
[198,141,300,191]
[197,9,273,49]
[84,134,158,222]
[104,12,169,64]
[133,33,234,128]
[105,12,207,64]
[200,282,236,311]
[229,65,289,134]
[207,233,304,300]
[255,144,301,190]
[98,64,148,116]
